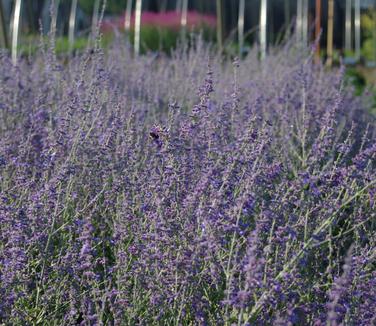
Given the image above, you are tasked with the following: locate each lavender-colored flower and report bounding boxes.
[0,33,374,325]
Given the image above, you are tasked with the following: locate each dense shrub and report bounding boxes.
[0,37,375,325]
[102,11,216,53]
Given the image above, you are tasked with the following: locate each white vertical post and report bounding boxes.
[216,0,223,52]
[69,0,78,51]
[238,0,245,56]
[134,0,142,55]
[296,0,303,43]
[11,0,22,64]
[92,0,100,34]
[260,0,267,60]
[124,0,133,31]
[354,0,361,60]
[285,0,290,36]
[345,0,352,53]
[302,0,308,45]
[51,0,60,35]
[181,0,188,28]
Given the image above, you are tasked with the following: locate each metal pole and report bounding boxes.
[0,0,9,48]
[354,0,361,61]
[134,0,142,55]
[345,0,352,54]
[260,0,267,60]
[69,0,78,51]
[326,0,334,67]
[124,0,133,31]
[11,0,22,64]
[315,0,321,64]
[238,0,245,57]
[284,0,290,36]
[51,0,60,35]
[296,0,303,43]
[181,0,188,28]
[216,0,223,53]
[302,0,308,45]
[92,0,100,34]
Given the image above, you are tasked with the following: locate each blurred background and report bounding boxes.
[0,0,375,86]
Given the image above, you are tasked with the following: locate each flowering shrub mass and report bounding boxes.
[102,10,217,32]
[0,38,375,325]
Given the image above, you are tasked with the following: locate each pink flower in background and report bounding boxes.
[101,10,216,33]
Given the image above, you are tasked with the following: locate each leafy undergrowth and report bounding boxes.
[0,37,375,325]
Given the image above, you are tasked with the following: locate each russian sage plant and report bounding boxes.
[0,37,375,325]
